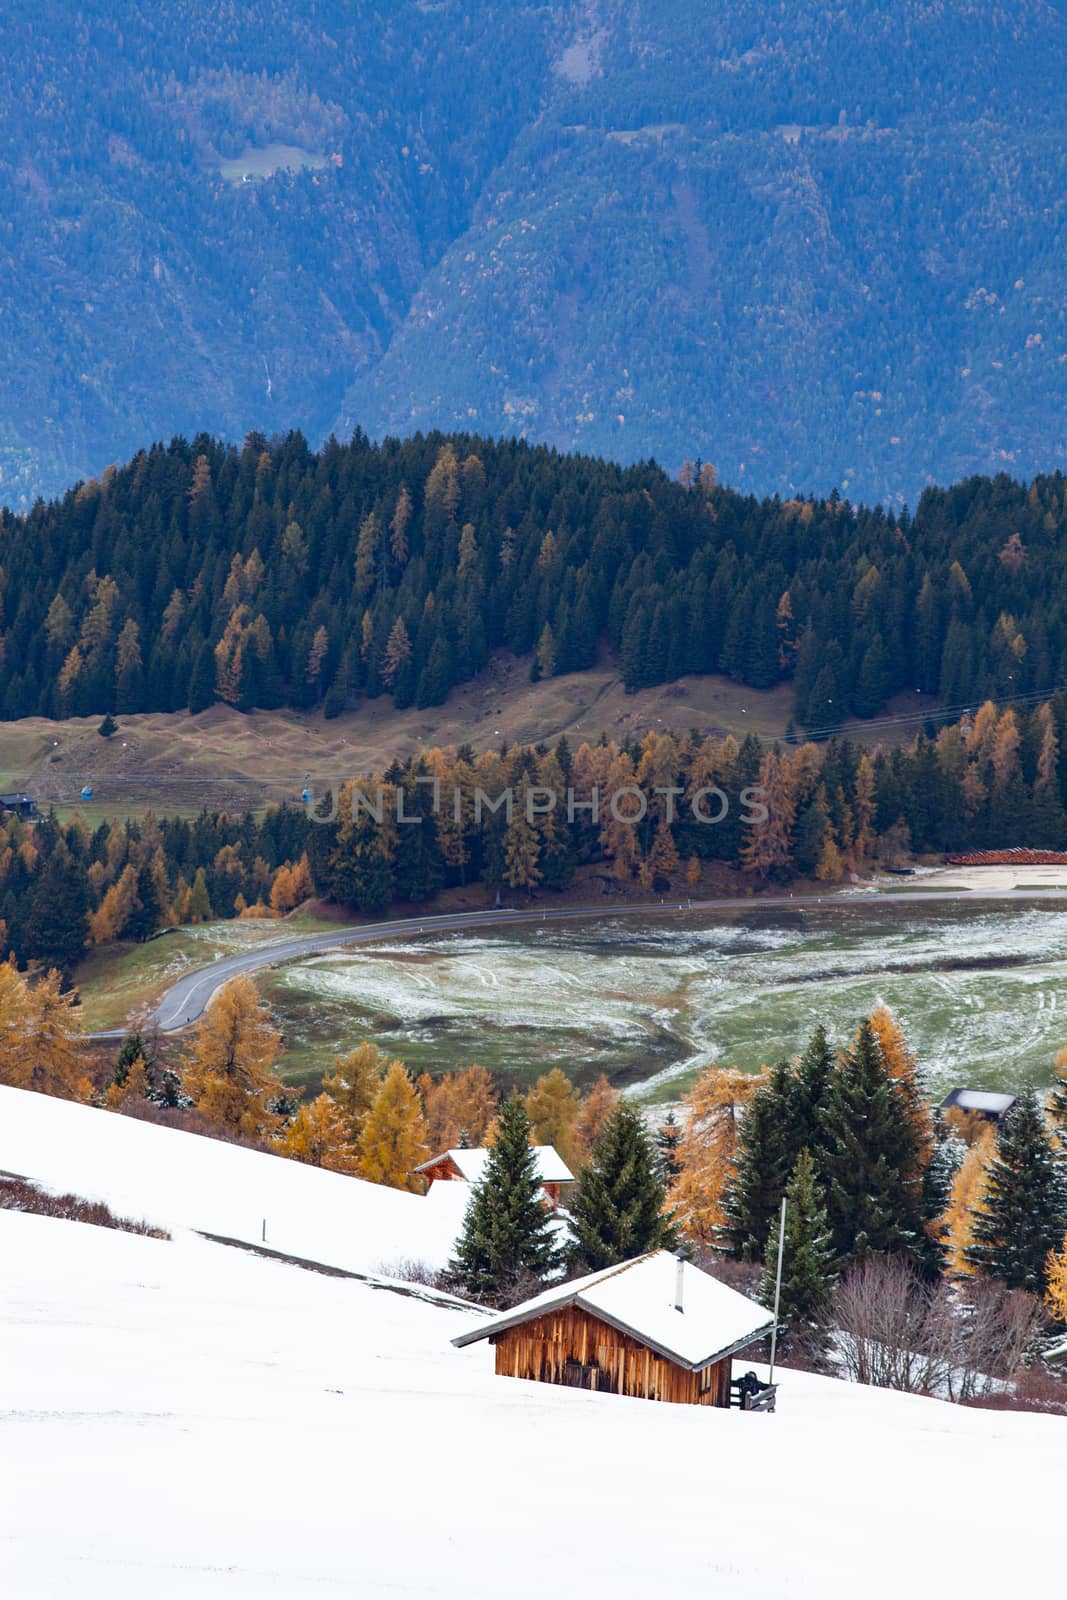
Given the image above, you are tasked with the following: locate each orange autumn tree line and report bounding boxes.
[173,984,624,1192]
[85,828,315,946]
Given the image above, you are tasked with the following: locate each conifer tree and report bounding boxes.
[524,1067,581,1170]
[759,1149,836,1338]
[26,843,89,973]
[106,1030,152,1104]
[787,1024,835,1151]
[965,1089,1067,1293]
[817,1018,926,1270]
[723,1032,834,1262]
[105,1052,149,1108]
[187,866,213,923]
[569,1102,678,1271]
[655,1110,682,1185]
[447,1095,560,1304]
[357,1061,428,1191]
[723,1070,794,1260]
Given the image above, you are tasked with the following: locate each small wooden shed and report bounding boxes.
[940,1087,1017,1124]
[453,1251,775,1408]
[414,1144,574,1208]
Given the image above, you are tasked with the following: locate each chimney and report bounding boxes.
[674,1254,685,1314]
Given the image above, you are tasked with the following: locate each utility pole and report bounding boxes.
[768,1196,787,1386]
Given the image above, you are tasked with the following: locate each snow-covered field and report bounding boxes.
[1,1085,1065,1596]
[0,1085,469,1275]
[4,1205,1064,1597]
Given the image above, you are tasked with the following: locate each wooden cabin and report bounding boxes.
[453,1251,775,1409]
[0,792,36,819]
[414,1145,573,1208]
[941,1087,1017,1124]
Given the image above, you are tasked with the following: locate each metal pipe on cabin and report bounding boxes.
[674,1254,685,1313]
[768,1196,787,1386]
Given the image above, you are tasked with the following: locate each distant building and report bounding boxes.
[0,792,36,819]
[415,1144,574,1208]
[940,1088,1018,1123]
[453,1251,777,1409]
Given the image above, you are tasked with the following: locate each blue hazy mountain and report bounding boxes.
[3,1,1066,505]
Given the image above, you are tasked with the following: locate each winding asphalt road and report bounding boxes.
[89,883,1067,1040]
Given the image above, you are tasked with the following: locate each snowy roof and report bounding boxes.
[941,1088,1017,1116]
[1046,1335,1067,1361]
[415,1145,574,1185]
[452,1252,774,1371]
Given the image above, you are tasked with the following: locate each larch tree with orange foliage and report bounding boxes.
[181,975,285,1139]
[524,1067,581,1170]
[1047,1237,1067,1324]
[573,1074,618,1165]
[668,1065,768,1247]
[0,962,90,1102]
[105,1052,150,1109]
[418,1065,498,1151]
[868,1006,934,1175]
[941,1125,996,1276]
[358,1061,429,1191]
[322,1041,391,1144]
[279,1094,359,1173]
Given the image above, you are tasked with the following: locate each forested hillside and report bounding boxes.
[3,1,1067,504]
[4,694,1066,971]
[2,429,1067,726]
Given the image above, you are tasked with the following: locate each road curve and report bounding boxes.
[86,883,1067,1041]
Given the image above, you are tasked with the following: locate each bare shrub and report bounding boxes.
[966,1364,1067,1417]
[0,1176,169,1239]
[829,1257,1050,1402]
[831,1256,950,1393]
[378,1257,442,1289]
[945,1280,1049,1403]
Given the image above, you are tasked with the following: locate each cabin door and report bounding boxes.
[561,1359,613,1392]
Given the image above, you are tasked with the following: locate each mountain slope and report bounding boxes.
[3,2,1067,505]
[342,0,1067,503]
[4,1195,1065,1595]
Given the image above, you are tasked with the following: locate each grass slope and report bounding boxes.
[1,653,930,824]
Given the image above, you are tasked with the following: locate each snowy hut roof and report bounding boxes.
[940,1088,1017,1117]
[415,1145,574,1185]
[452,1251,774,1371]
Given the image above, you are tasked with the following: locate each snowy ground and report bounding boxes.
[3,1205,1064,1598]
[911,863,1067,891]
[1,1085,1065,1596]
[0,1085,470,1276]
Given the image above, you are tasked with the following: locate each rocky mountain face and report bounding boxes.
[3,1,1066,505]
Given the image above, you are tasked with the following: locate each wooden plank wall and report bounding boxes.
[492,1305,731,1407]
